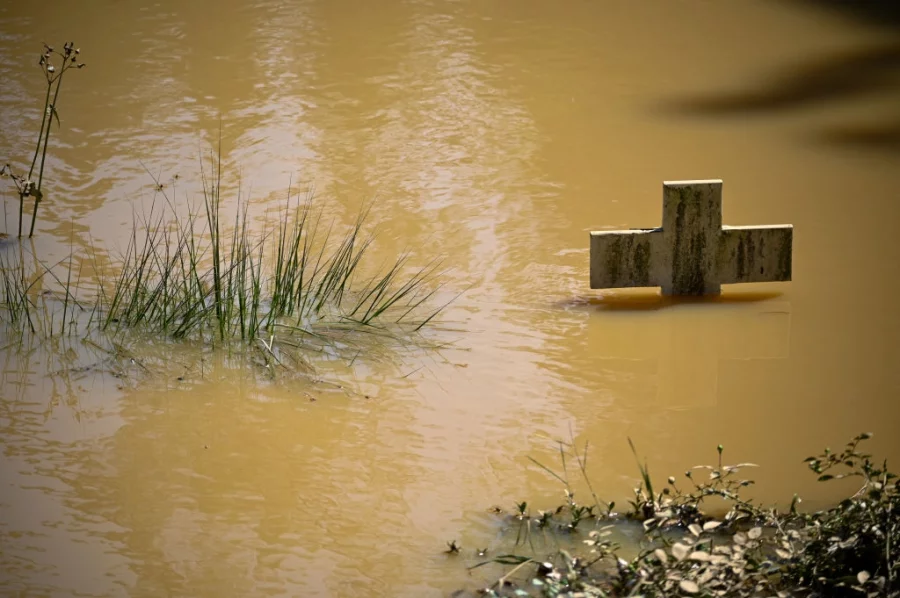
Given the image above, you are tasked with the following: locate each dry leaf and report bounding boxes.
[689,551,710,562]
[703,521,722,532]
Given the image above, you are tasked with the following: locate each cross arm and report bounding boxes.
[590,228,665,289]
[717,225,793,285]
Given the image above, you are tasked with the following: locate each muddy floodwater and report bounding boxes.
[2,1,900,595]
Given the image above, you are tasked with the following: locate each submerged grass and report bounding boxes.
[0,154,452,369]
[459,434,899,598]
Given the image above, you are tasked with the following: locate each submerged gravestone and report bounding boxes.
[590,180,793,295]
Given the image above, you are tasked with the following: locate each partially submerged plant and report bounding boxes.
[465,434,898,598]
[788,433,898,596]
[95,161,450,350]
[0,157,454,375]
[627,438,761,532]
[1,42,85,238]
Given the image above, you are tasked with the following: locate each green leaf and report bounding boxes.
[818,474,835,482]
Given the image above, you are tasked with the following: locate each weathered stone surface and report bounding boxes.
[589,180,793,295]
[662,181,722,295]
[590,229,662,289]
[718,225,793,285]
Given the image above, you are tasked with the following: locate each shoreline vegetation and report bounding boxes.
[456,434,897,597]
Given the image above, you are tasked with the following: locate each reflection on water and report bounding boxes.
[2,0,900,595]
[584,296,792,408]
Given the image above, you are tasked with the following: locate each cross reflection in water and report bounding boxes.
[588,292,792,408]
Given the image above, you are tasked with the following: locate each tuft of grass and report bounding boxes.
[96,161,447,347]
[0,244,86,338]
[0,248,37,333]
[1,157,452,373]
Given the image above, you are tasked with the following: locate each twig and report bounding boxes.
[493,558,534,591]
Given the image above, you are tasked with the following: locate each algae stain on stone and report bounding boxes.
[633,242,650,286]
[672,191,688,292]
[686,233,707,294]
[779,235,793,280]
[671,187,710,294]
[606,238,622,284]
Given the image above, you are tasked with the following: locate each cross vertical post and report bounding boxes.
[661,180,722,295]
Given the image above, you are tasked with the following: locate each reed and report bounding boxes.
[1,42,85,238]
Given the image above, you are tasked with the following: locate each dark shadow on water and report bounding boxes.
[792,0,900,29]
[814,120,900,152]
[659,44,900,116]
[560,289,786,312]
[654,0,900,154]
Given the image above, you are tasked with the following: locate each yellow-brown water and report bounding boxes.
[2,1,900,595]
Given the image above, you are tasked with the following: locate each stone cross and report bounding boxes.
[590,180,793,295]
